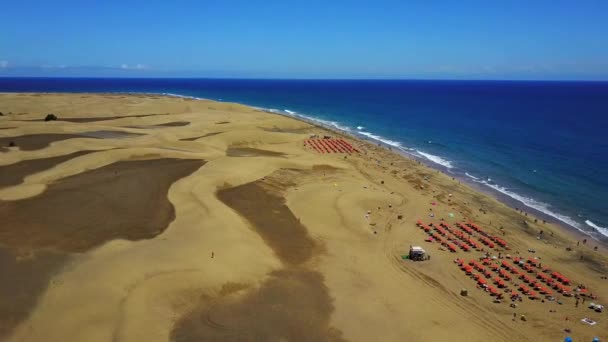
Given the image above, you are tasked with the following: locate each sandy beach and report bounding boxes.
[0,92,606,342]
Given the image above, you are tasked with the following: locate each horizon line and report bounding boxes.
[1,76,608,83]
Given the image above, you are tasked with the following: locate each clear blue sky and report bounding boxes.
[1,1,607,79]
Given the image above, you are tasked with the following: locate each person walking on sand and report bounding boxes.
[575,299,579,308]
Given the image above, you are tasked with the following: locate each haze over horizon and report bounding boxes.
[1,1,607,80]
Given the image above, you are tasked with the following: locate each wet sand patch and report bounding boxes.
[171,269,345,342]
[225,147,286,158]
[217,180,316,265]
[179,132,223,141]
[0,151,97,188]
[0,158,205,253]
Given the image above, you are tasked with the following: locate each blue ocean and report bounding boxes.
[1,78,607,241]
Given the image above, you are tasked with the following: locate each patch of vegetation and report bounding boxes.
[44,114,58,121]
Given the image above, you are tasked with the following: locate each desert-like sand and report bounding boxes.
[0,93,606,342]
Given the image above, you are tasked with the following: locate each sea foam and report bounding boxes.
[272,108,353,132]
[358,131,403,148]
[474,179,587,233]
[465,172,480,180]
[160,92,207,101]
[586,220,608,238]
[416,151,454,169]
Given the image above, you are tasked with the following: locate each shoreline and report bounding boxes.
[146,91,607,244]
[242,100,607,246]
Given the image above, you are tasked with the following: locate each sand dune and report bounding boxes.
[0,93,606,342]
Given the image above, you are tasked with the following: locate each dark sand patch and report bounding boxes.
[260,126,313,134]
[154,121,190,127]
[19,113,169,123]
[174,175,344,342]
[0,158,204,338]
[215,121,230,125]
[0,134,89,152]
[312,164,340,171]
[171,269,346,342]
[179,132,223,141]
[0,151,97,188]
[0,132,142,152]
[125,121,190,129]
[78,130,144,139]
[0,158,205,253]
[0,248,67,339]
[217,179,316,266]
[60,113,168,123]
[0,127,16,130]
[225,147,286,158]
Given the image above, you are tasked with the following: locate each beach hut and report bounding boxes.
[409,246,427,261]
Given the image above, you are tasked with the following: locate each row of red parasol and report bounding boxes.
[304,138,359,154]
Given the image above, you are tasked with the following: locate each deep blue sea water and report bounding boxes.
[1,78,607,241]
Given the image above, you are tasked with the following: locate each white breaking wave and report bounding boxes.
[358,131,403,148]
[586,220,608,238]
[357,126,365,130]
[416,151,454,169]
[272,108,353,132]
[160,92,207,101]
[465,172,480,180]
[476,179,584,231]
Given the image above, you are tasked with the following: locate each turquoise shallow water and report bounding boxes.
[1,78,607,241]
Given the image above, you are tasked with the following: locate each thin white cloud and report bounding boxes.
[0,60,8,68]
[120,63,146,70]
[41,64,68,69]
